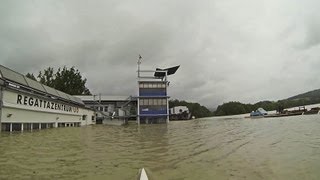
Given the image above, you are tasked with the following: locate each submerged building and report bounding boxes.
[137,65,179,124]
[0,60,181,131]
[0,65,95,132]
[76,62,179,125]
[75,95,137,125]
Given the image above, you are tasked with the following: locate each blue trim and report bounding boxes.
[139,114,168,117]
[139,89,167,96]
[140,109,167,114]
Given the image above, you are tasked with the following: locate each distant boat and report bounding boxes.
[304,107,320,115]
[264,106,306,118]
[250,108,268,117]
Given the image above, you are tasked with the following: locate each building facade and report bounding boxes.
[137,79,169,124]
[0,65,95,132]
[75,95,137,125]
[136,64,179,124]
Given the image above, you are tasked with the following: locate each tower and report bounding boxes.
[136,58,179,124]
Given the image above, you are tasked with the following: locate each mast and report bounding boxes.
[137,54,142,78]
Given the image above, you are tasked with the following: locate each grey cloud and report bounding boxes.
[1,0,320,109]
[303,21,320,49]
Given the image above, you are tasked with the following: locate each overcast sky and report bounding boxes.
[1,0,320,108]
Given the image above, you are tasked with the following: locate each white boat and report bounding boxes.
[138,168,149,180]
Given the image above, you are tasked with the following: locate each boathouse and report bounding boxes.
[137,65,179,124]
[0,65,95,132]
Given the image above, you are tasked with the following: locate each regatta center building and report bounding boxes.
[0,65,95,132]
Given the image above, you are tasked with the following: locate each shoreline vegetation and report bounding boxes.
[170,89,320,118]
[213,89,320,116]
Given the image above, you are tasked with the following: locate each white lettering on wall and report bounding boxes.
[16,94,79,113]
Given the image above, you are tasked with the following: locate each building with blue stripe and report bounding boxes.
[137,64,179,124]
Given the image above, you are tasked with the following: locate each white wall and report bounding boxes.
[1,89,95,126]
[79,108,95,126]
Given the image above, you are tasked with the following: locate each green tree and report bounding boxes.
[38,67,55,87]
[26,73,36,80]
[54,67,90,95]
[27,66,91,95]
[214,101,248,116]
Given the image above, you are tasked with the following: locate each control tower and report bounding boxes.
[136,57,179,124]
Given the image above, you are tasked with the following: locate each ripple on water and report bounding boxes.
[1,116,320,179]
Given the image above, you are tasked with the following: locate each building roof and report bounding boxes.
[0,65,84,106]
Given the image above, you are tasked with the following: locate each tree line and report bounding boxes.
[26,66,91,95]
[214,92,320,116]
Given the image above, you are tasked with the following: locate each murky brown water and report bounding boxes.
[1,115,320,179]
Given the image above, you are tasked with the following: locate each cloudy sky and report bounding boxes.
[1,0,320,108]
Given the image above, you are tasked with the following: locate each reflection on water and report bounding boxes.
[1,115,320,179]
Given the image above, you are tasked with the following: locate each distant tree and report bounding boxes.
[214,101,247,116]
[54,67,91,95]
[38,67,55,87]
[26,73,36,80]
[26,66,91,95]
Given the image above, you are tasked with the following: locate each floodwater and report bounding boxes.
[1,115,320,180]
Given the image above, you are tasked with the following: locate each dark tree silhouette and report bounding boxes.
[26,66,91,95]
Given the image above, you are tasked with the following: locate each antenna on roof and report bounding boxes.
[137,54,142,77]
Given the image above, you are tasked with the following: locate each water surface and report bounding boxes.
[1,115,320,179]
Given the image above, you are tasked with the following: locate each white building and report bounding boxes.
[170,106,189,115]
[0,65,95,132]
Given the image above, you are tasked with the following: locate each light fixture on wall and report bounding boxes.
[7,114,12,118]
